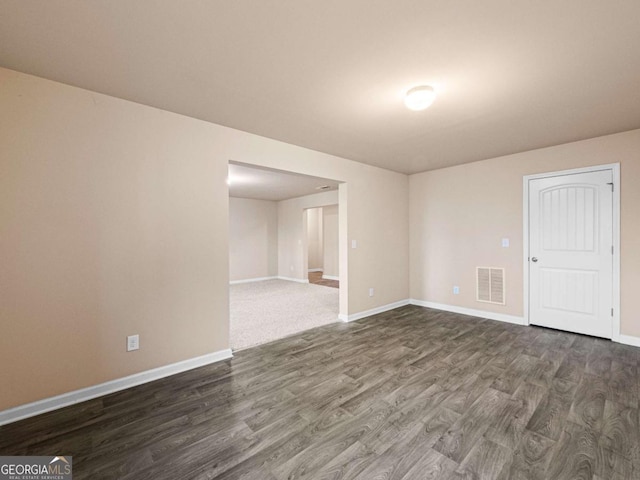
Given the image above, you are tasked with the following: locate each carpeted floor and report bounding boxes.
[230,279,339,350]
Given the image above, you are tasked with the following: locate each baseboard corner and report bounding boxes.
[617,334,640,348]
[343,299,411,322]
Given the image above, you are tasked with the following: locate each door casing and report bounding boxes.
[523,163,621,340]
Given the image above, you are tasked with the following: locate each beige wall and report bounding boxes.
[339,186,349,315]
[229,197,278,281]
[0,69,230,411]
[0,68,409,411]
[323,205,339,278]
[306,207,323,271]
[410,129,640,337]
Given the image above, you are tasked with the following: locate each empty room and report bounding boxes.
[228,163,342,350]
[1,2,640,480]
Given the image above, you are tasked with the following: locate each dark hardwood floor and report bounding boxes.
[1,305,639,479]
[308,271,339,289]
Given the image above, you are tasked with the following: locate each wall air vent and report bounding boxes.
[476,267,505,305]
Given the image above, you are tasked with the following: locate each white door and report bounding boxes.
[529,170,613,338]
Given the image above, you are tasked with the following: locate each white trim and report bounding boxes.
[277,276,310,284]
[523,176,530,329]
[0,349,233,426]
[410,299,526,326]
[339,299,410,322]
[618,334,640,348]
[230,276,277,285]
[523,163,621,341]
[612,164,621,342]
[308,268,323,273]
[521,163,620,181]
[322,275,339,281]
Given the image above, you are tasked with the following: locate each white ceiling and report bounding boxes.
[229,163,339,202]
[1,1,639,174]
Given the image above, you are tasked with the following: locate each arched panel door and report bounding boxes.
[529,170,613,338]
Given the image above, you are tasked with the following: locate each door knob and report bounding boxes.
[531,257,538,262]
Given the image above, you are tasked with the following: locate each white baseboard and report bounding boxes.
[230,276,277,285]
[277,276,309,284]
[618,334,640,348]
[322,275,339,281]
[412,300,640,346]
[410,299,526,326]
[308,268,323,273]
[340,299,411,322]
[0,349,233,427]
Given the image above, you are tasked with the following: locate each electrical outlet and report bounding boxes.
[453,286,460,295]
[127,334,139,352]
[369,287,374,297]
[502,238,510,248]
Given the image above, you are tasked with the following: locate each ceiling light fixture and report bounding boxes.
[404,85,436,111]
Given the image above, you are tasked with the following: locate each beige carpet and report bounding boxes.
[230,279,339,350]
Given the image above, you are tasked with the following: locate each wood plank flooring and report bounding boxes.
[308,271,339,288]
[1,305,639,479]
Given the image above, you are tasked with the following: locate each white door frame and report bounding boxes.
[523,163,620,341]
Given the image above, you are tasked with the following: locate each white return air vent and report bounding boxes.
[476,267,505,305]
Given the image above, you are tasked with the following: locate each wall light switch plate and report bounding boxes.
[127,334,139,352]
[351,240,357,249]
[453,286,460,295]
[369,288,374,297]
[502,238,510,247]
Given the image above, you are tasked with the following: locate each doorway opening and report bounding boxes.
[523,163,620,340]
[228,162,345,350]
[305,206,339,289]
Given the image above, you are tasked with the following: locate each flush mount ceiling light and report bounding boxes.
[404,85,436,111]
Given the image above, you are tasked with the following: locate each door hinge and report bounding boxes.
[607,182,614,192]
[611,308,614,317]
[612,245,614,255]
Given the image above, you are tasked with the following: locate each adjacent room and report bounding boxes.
[228,163,342,350]
[1,2,640,479]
